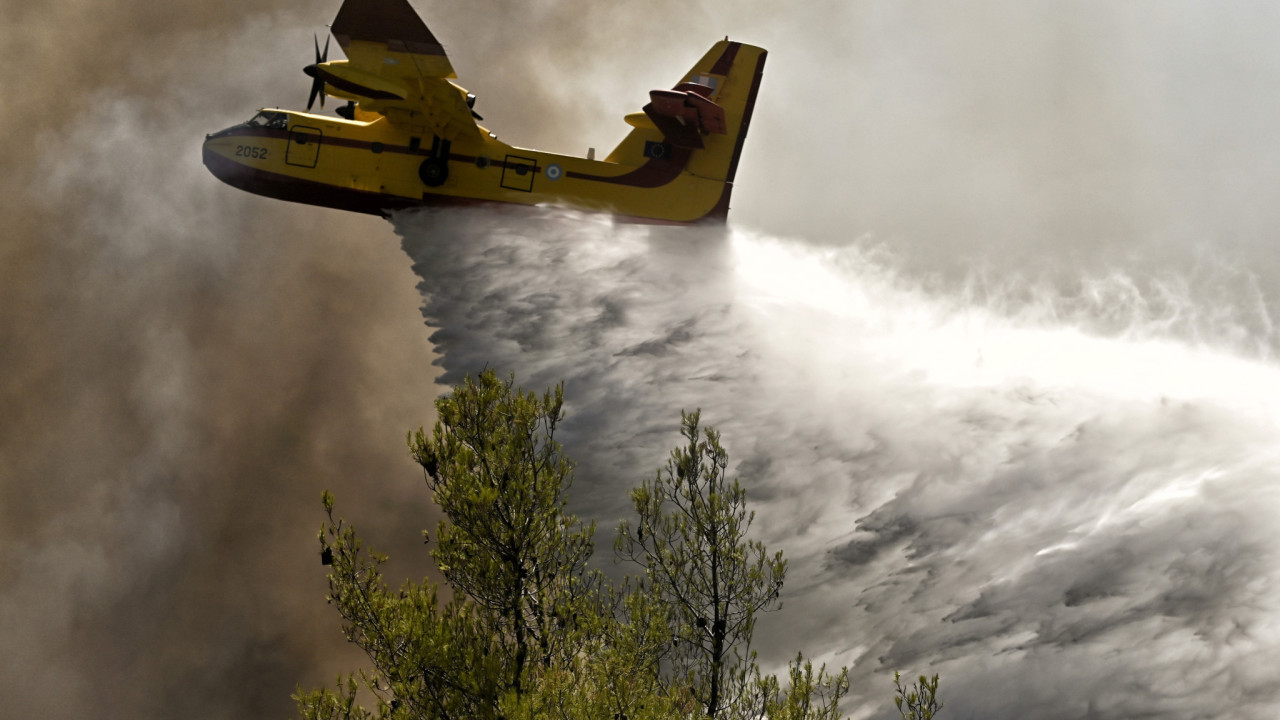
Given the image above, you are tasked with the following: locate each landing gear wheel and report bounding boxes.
[419,158,449,187]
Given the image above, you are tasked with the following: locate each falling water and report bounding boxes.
[399,207,1280,719]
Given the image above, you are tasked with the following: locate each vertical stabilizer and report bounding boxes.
[607,40,767,218]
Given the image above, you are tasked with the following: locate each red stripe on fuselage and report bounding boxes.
[204,143,421,216]
[564,147,693,188]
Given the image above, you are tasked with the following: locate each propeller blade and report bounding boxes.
[306,34,328,111]
[307,78,323,111]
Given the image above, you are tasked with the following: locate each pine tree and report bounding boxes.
[616,410,847,719]
[408,370,597,698]
[297,376,901,720]
[893,672,944,720]
[297,370,599,719]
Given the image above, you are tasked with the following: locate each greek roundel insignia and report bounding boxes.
[545,163,563,181]
[643,141,672,159]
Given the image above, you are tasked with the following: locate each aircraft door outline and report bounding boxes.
[500,155,537,192]
[287,126,323,168]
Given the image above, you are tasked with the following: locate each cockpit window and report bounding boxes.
[246,111,289,130]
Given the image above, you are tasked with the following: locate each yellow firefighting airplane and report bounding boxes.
[202,0,766,223]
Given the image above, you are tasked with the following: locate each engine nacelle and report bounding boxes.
[310,60,410,101]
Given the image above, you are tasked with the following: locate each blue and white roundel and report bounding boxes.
[544,163,563,181]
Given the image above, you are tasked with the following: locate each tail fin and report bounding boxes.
[607,40,767,189]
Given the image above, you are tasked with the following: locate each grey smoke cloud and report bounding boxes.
[8,0,1280,719]
[1,4,439,720]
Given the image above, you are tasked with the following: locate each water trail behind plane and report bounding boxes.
[398,207,1280,720]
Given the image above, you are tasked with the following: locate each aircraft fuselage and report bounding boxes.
[202,109,734,223]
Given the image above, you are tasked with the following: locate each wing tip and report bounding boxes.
[331,0,447,57]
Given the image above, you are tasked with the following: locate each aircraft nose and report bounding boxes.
[205,125,238,140]
[201,129,239,180]
[201,135,217,172]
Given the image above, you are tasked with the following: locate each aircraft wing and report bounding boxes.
[330,0,480,141]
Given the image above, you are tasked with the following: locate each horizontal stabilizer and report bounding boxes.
[643,88,728,149]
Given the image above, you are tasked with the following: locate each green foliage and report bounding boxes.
[753,655,851,720]
[294,676,370,720]
[303,371,599,720]
[616,410,788,719]
[500,587,688,720]
[304,489,505,720]
[407,370,598,695]
[894,672,944,720]
[298,373,908,720]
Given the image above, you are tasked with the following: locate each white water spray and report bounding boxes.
[398,207,1280,719]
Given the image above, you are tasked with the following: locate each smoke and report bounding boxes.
[8,0,1280,719]
[0,4,440,720]
[398,208,1280,719]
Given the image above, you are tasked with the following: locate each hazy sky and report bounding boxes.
[5,1,1280,719]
